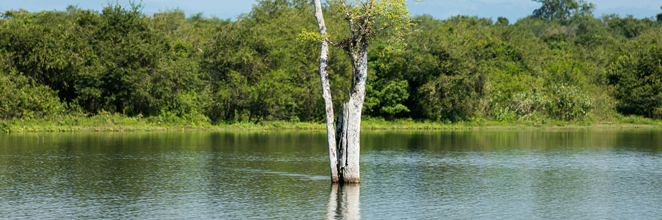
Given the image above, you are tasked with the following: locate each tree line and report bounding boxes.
[1,0,662,124]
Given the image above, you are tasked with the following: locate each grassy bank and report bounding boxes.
[2,113,662,133]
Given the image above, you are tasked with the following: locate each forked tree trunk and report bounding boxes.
[314,0,367,184]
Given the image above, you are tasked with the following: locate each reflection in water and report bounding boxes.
[327,184,360,220]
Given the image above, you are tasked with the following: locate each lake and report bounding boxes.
[1,129,662,219]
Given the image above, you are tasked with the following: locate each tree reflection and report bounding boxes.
[327,184,360,220]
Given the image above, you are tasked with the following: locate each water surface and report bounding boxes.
[1,129,662,219]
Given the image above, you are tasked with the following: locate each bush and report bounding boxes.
[364,80,410,118]
[490,85,593,121]
[608,46,662,119]
[510,88,550,119]
[547,84,593,120]
[0,73,65,120]
[419,72,486,121]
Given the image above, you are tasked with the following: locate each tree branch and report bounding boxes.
[360,1,368,11]
[338,0,352,19]
[328,38,352,50]
[373,25,390,34]
[327,38,341,47]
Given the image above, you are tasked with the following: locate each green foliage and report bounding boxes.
[365,44,412,118]
[0,3,210,118]
[76,3,167,115]
[328,0,419,45]
[547,84,593,120]
[0,9,91,103]
[419,64,486,121]
[0,73,65,120]
[608,45,662,119]
[496,17,509,26]
[532,0,595,22]
[605,15,655,39]
[201,1,338,123]
[1,0,662,126]
[507,88,550,120]
[297,28,329,43]
[365,80,410,117]
[491,85,593,121]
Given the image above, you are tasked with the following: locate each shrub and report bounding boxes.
[510,88,550,119]
[547,84,593,120]
[0,73,65,120]
[607,46,662,119]
[419,72,486,121]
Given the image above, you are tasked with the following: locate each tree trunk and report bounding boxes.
[313,0,368,184]
[312,0,339,183]
[336,44,368,183]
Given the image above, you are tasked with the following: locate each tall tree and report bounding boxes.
[308,0,416,183]
[532,0,595,21]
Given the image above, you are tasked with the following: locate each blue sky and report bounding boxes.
[1,0,660,23]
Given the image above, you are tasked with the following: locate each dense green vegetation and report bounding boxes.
[1,0,662,130]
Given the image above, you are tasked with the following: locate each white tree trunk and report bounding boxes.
[313,0,339,183]
[335,43,368,183]
[313,0,368,184]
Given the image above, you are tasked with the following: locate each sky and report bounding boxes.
[1,0,660,23]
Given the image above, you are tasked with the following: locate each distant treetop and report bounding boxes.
[531,0,595,22]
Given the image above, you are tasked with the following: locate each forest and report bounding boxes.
[1,0,662,128]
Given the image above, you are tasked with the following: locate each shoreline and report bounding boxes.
[2,119,661,133]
